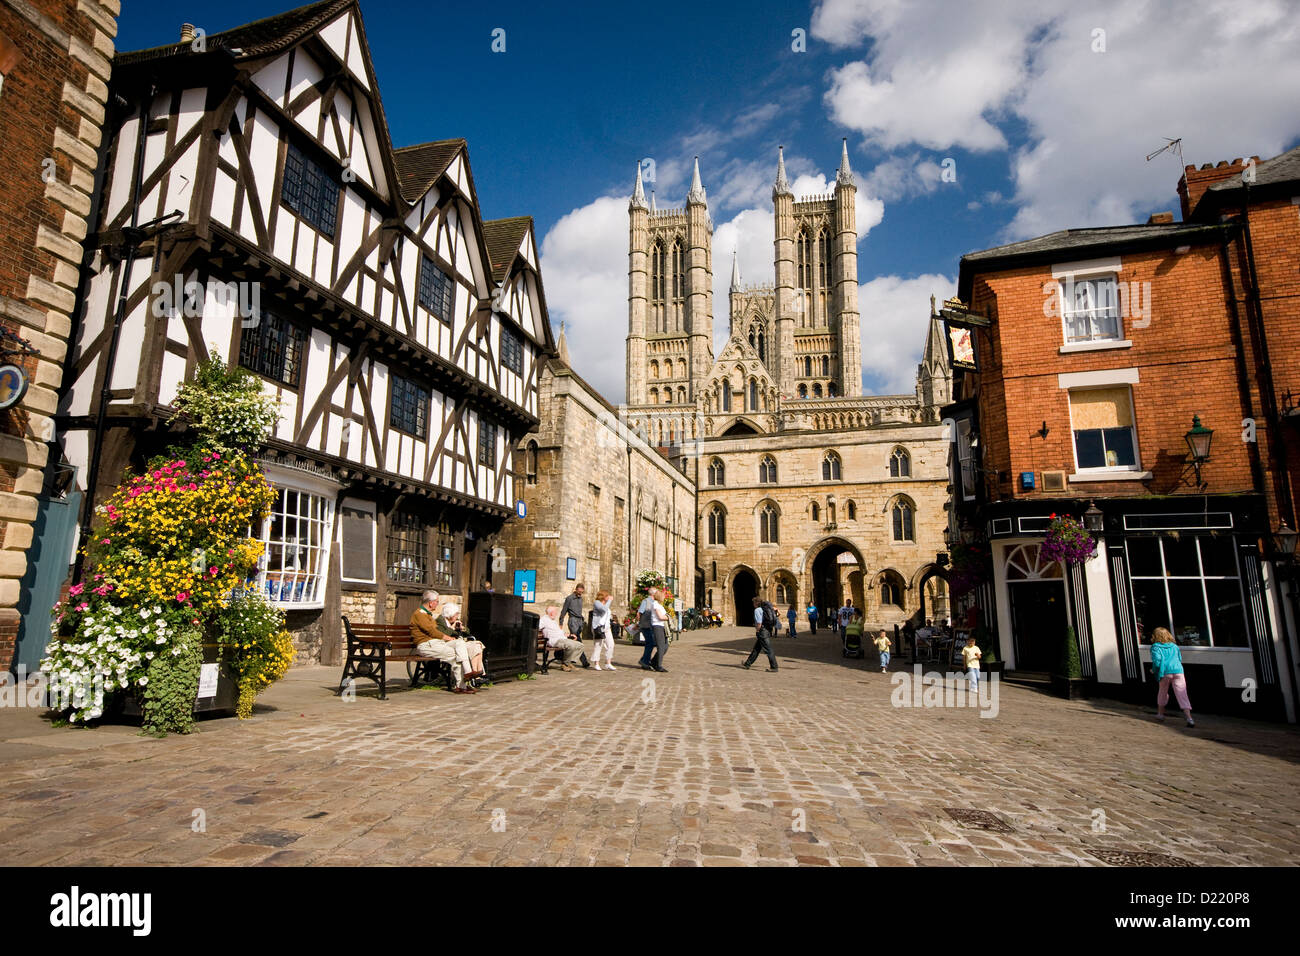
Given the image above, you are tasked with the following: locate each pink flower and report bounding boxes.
[176,592,190,603]
[75,602,89,612]
[101,538,110,545]
[68,583,84,596]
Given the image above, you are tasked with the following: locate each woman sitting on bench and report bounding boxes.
[409,590,483,694]
[436,601,486,681]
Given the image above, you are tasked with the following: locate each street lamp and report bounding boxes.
[1083,501,1104,534]
[1273,522,1298,562]
[942,526,952,547]
[1183,415,1213,488]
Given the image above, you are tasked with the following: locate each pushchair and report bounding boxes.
[841,620,865,658]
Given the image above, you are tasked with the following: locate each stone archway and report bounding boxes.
[804,536,867,622]
[913,564,952,626]
[730,566,760,625]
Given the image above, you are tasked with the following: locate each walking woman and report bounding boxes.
[591,590,616,670]
[1150,627,1194,727]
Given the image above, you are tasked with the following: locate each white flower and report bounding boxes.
[137,676,148,686]
[145,652,155,661]
[156,636,167,645]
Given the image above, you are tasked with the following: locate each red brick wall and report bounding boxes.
[972,242,1257,501]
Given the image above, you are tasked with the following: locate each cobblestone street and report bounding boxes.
[2,627,1298,867]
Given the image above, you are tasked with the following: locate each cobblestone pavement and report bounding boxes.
[2,627,1298,866]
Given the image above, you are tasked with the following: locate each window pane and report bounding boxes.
[1161,535,1200,577]
[1102,427,1136,467]
[1131,578,1169,643]
[1074,429,1105,468]
[1168,579,1210,646]
[1127,538,1162,577]
[1205,579,1248,647]
[1199,536,1239,577]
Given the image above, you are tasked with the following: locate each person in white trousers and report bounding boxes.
[590,590,616,670]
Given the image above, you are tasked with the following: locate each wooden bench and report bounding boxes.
[339,616,455,700]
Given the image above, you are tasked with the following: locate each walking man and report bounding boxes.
[806,602,819,633]
[742,596,779,671]
[837,600,855,636]
[638,587,669,672]
[560,582,591,668]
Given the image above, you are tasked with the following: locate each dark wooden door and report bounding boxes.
[1009,581,1068,672]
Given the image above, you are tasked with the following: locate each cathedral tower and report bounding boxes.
[626,157,714,408]
[834,139,863,397]
[772,147,797,397]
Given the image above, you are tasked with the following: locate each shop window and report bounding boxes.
[1127,535,1248,647]
[258,486,334,606]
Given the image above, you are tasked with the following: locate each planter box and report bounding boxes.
[1051,674,1088,700]
[121,644,239,717]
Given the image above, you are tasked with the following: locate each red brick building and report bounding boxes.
[0,0,120,674]
[944,144,1300,721]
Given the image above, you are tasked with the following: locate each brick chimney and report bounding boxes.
[1178,157,1259,219]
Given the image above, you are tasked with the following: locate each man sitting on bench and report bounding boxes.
[539,605,586,672]
[409,590,482,694]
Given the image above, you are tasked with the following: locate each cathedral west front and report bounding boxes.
[625,143,955,626]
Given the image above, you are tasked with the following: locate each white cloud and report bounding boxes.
[538,195,629,402]
[857,273,955,394]
[864,153,946,202]
[812,0,1300,237]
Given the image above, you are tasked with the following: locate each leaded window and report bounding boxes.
[432,520,456,589]
[419,254,455,325]
[501,324,524,373]
[387,511,428,584]
[759,455,777,484]
[759,503,779,544]
[890,447,911,478]
[822,451,842,481]
[239,312,305,387]
[708,505,726,545]
[479,419,498,466]
[708,457,725,486]
[281,141,340,237]
[390,375,429,439]
[892,501,915,542]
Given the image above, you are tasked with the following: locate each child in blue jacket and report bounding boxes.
[1150,627,1194,727]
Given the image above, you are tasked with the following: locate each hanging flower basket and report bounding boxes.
[947,541,990,597]
[1040,514,1097,565]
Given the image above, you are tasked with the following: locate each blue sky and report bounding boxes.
[116,1,1300,401]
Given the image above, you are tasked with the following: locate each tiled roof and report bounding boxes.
[482,216,532,282]
[115,0,350,67]
[391,139,464,204]
[1207,143,1300,195]
[962,222,1225,264]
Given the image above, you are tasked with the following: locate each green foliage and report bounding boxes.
[972,623,998,664]
[1056,625,1083,680]
[140,628,203,736]
[168,350,280,453]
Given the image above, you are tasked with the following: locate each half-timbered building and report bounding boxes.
[55,0,553,664]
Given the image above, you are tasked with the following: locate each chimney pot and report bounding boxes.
[180,23,196,43]
[1230,157,1243,165]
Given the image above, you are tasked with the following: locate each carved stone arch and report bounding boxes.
[910,562,949,592]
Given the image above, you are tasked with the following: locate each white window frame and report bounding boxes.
[1066,382,1145,481]
[255,471,339,610]
[1052,257,1131,352]
[338,497,377,584]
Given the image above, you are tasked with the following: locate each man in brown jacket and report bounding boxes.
[410,590,481,693]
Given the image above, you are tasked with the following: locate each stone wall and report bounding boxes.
[0,0,120,668]
[497,362,697,621]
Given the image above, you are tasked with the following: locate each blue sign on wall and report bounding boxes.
[516,499,527,518]
[1020,471,1036,490]
[514,569,536,603]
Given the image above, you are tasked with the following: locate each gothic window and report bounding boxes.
[525,440,538,485]
[671,241,684,301]
[650,360,659,379]
[759,455,777,483]
[797,231,811,291]
[892,499,915,541]
[759,502,779,544]
[822,451,842,481]
[811,502,820,522]
[813,383,823,398]
[721,385,732,412]
[847,500,857,520]
[798,384,807,399]
[818,231,829,288]
[803,356,812,376]
[708,457,725,486]
[890,447,911,478]
[880,572,904,608]
[748,378,758,410]
[708,504,726,545]
[821,355,830,376]
[651,241,665,304]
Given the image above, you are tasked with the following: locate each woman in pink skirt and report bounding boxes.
[1149,627,1194,727]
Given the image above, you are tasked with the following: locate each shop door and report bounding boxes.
[1008,581,1068,672]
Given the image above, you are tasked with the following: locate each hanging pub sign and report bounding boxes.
[939,297,986,373]
[0,364,29,410]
